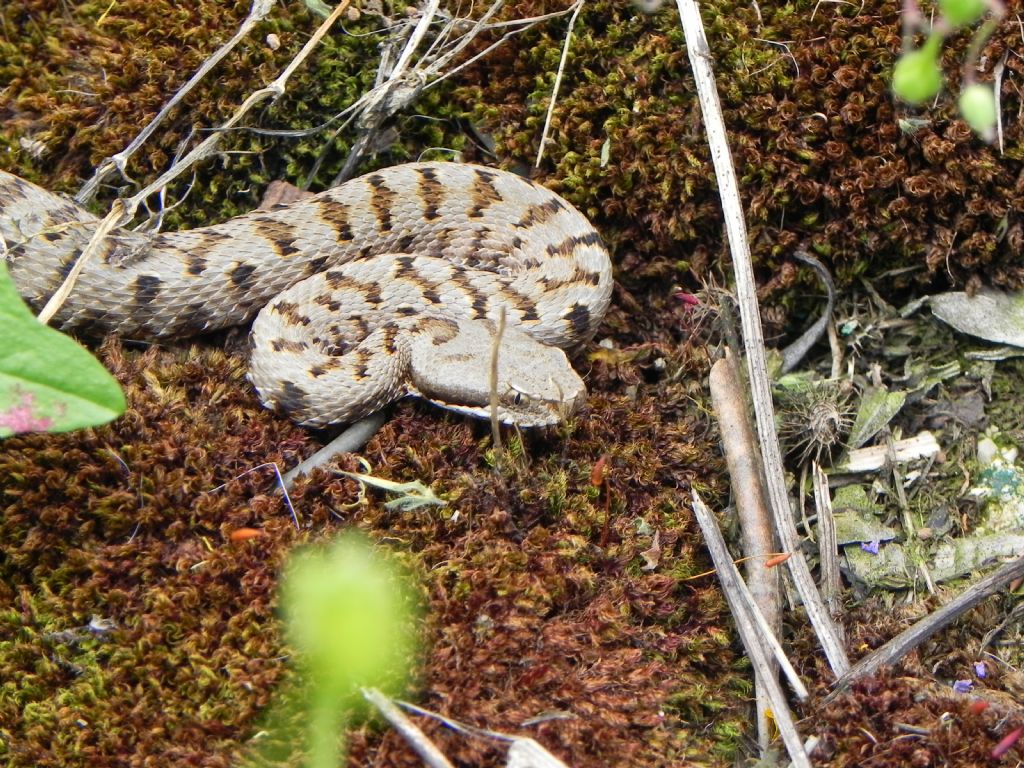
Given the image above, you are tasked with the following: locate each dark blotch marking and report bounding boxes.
[394,256,416,279]
[277,381,310,415]
[304,255,329,276]
[564,302,592,339]
[314,292,342,312]
[449,271,488,319]
[422,286,441,304]
[42,231,63,242]
[229,262,257,291]
[186,255,207,276]
[57,256,76,282]
[309,359,341,378]
[417,166,445,220]
[323,271,382,306]
[352,349,371,380]
[515,197,564,229]
[396,306,416,316]
[273,300,311,326]
[366,173,396,232]
[381,325,400,355]
[318,200,355,242]
[468,167,503,218]
[133,274,162,305]
[271,338,309,353]
[501,287,540,322]
[252,218,295,257]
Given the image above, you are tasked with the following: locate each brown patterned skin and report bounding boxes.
[0,163,613,426]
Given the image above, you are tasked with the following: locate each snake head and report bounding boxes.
[408,319,586,427]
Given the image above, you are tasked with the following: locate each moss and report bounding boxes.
[456,0,1024,300]
[6,0,1024,764]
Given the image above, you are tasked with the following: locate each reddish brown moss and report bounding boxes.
[810,672,1024,766]
[0,333,739,766]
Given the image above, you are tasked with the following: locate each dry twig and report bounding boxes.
[690,490,810,768]
[75,0,277,204]
[674,0,850,676]
[37,0,352,326]
[708,354,780,749]
[828,554,1024,699]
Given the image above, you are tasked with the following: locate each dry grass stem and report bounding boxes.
[812,462,844,629]
[690,490,811,768]
[36,0,352,326]
[674,0,849,676]
[535,0,585,167]
[827,555,1024,700]
[362,687,456,768]
[75,0,277,204]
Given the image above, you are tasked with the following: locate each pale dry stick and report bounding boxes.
[812,462,844,632]
[36,0,351,327]
[690,490,811,768]
[35,203,124,325]
[334,0,443,182]
[826,554,1024,701]
[392,0,444,75]
[489,307,508,459]
[417,0,507,75]
[394,700,572,768]
[535,0,585,168]
[708,354,780,751]
[361,688,456,768]
[281,411,390,489]
[994,51,1007,154]
[76,0,277,204]
[674,0,850,676]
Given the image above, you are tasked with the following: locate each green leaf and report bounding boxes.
[847,386,906,449]
[0,262,125,437]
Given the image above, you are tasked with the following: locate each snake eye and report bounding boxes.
[513,392,523,405]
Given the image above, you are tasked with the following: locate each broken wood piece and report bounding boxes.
[834,431,940,474]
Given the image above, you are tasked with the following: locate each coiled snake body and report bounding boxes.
[0,163,612,426]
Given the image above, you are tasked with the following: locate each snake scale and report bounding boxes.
[0,163,613,427]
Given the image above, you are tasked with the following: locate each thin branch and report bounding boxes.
[709,354,781,750]
[362,688,455,768]
[828,555,1024,699]
[76,0,277,204]
[691,490,811,768]
[536,0,585,167]
[37,1,351,327]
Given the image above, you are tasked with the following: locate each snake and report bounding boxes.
[0,163,613,427]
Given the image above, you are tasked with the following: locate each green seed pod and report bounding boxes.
[892,37,944,105]
[959,84,997,136]
[938,0,988,27]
